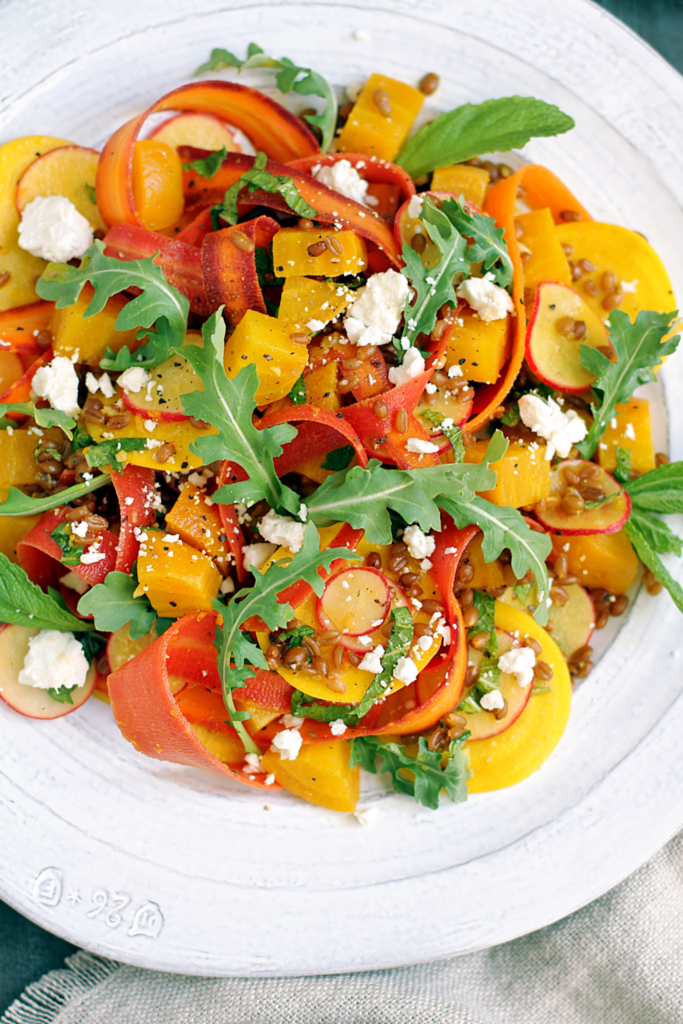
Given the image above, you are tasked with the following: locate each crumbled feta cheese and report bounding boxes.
[80,547,107,565]
[434,620,451,645]
[518,394,587,460]
[17,195,93,263]
[425,382,437,394]
[162,533,180,543]
[31,356,80,415]
[299,502,308,522]
[624,422,636,440]
[407,195,424,219]
[621,279,638,293]
[344,270,411,347]
[143,419,157,433]
[306,318,326,332]
[244,752,265,773]
[498,646,536,687]
[480,689,505,711]
[420,558,432,571]
[330,719,347,736]
[70,520,89,538]
[357,635,373,646]
[416,634,434,652]
[280,715,305,729]
[447,364,463,378]
[456,273,514,322]
[355,806,378,825]
[403,524,436,561]
[271,728,303,761]
[406,437,439,454]
[314,159,369,206]
[265,773,276,785]
[18,630,88,691]
[85,372,99,393]
[118,366,151,393]
[388,346,425,387]
[393,656,419,684]
[358,644,385,675]
[219,577,235,596]
[84,372,114,398]
[258,509,306,553]
[242,542,278,572]
[59,570,89,595]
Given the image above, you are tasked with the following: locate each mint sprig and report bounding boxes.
[182,146,228,179]
[0,553,94,632]
[212,151,317,227]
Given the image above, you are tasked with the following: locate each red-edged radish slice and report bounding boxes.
[0,625,95,719]
[500,582,595,659]
[535,459,630,535]
[120,333,203,422]
[316,567,390,636]
[414,381,474,446]
[150,112,241,153]
[15,145,106,231]
[461,631,532,741]
[526,282,611,393]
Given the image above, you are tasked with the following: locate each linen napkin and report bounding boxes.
[3,828,682,1024]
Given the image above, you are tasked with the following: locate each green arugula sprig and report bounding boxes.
[177,310,300,514]
[438,198,513,288]
[195,42,337,152]
[350,734,470,810]
[577,309,679,459]
[396,96,575,179]
[100,317,177,373]
[77,569,173,639]
[212,523,359,754]
[0,474,111,518]
[212,151,317,228]
[36,242,189,370]
[182,146,228,179]
[0,403,76,439]
[0,553,94,631]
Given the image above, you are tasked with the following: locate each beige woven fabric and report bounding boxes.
[3,830,683,1024]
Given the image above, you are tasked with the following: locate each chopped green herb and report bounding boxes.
[212,151,317,227]
[320,445,355,471]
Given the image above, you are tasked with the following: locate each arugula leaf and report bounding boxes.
[47,685,77,705]
[419,409,465,460]
[500,404,521,427]
[0,402,76,440]
[99,318,176,372]
[213,523,358,752]
[304,458,496,544]
[439,197,513,289]
[349,734,470,810]
[77,570,157,640]
[182,146,228,179]
[628,507,682,557]
[577,309,679,458]
[396,96,575,178]
[469,591,498,652]
[625,518,683,613]
[624,461,683,514]
[36,241,189,359]
[279,624,315,648]
[613,447,632,485]
[213,151,318,227]
[288,372,307,405]
[178,310,300,514]
[76,630,107,663]
[320,445,355,471]
[0,553,93,631]
[194,46,244,73]
[0,473,110,517]
[49,523,82,567]
[85,437,148,474]
[71,425,94,451]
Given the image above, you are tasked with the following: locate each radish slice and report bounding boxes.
[414,382,473,447]
[461,631,532,741]
[536,459,631,536]
[120,334,203,422]
[526,282,611,393]
[316,567,390,636]
[0,625,96,720]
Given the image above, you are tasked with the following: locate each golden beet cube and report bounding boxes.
[134,528,221,617]
[597,398,656,476]
[0,429,42,489]
[515,208,572,294]
[278,276,353,330]
[272,229,367,279]
[465,439,551,508]
[261,740,360,812]
[51,283,142,366]
[224,309,308,404]
[337,73,424,161]
[431,164,490,208]
[164,483,230,572]
[463,534,506,590]
[446,312,511,384]
[304,361,340,412]
[553,530,638,594]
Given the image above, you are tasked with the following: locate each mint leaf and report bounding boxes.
[628,507,682,557]
[625,518,683,613]
[469,591,498,652]
[624,460,683,515]
[350,734,470,810]
[49,523,82,567]
[396,96,575,178]
[77,570,157,640]
[0,553,93,631]
[439,197,513,289]
[613,447,632,485]
[182,146,228,179]
[320,445,355,471]
[213,151,318,227]
[577,309,679,459]
[459,654,502,714]
[36,241,189,358]
[85,437,148,474]
[178,310,300,514]
[288,372,307,405]
[47,685,77,705]
[0,473,110,517]
[72,426,94,451]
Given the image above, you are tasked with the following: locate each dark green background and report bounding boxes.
[1,0,681,1014]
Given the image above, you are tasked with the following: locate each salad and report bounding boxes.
[0,44,680,817]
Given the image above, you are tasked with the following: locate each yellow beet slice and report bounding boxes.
[304,361,340,411]
[464,439,550,508]
[553,529,638,594]
[272,228,367,278]
[134,528,222,617]
[51,282,141,365]
[192,724,245,764]
[0,429,43,489]
[277,276,353,331]
[0,506,41,562]
[462,534,506,590]
[597,398,656,476]
[467,602,572,792]
[164,482,231,572]
[223,309,308,404]
[431,164,490,208]
[337,74,424,162]
[445,312,511,384]
[261,740,360,812]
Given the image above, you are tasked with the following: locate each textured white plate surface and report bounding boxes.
[1,0,683,977]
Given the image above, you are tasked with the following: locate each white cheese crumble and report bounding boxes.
[31,356,80,415]
[355,806,379,825]
[406,437,439,454]
[403,524,436,561]
[498,646,536,687]
[306,318,326,332]
[358,644,385,675]
[243,752,265,773]
[17,195,94,263]
[314,159,369,206]
[118,366,151,393]
[242,542,278,572]
[388,346,425,387]
[518,393,587,460]
[280,714,305,728]
[85,371,113,398]
[80,546,106,565]
[407,195,423,219]
[425,381,437,394]
[344,270,411,347]
[393,656,419,684]
[480,689,505,711]
[330,719,347,736]
[621,279,638,293]
[258,509,306,553]
[456,273,514,322]
[271,728,303,761]
[447,364,463,378]
[624,422,636,440]
[219,578,235,596]
[18,630,88,691]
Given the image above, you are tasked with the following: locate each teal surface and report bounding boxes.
[1,0,682,1014]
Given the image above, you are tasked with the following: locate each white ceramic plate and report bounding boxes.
[1,0,683,977]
